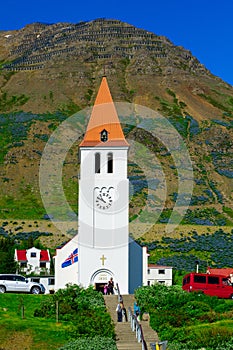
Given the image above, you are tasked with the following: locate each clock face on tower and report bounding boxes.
[95,187,113,210]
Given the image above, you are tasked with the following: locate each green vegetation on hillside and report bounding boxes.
[35,284,116,347]
[0,286,116,350]
[0,294,70,349]
[138,228,233,271]
[0,92,29,112]
[135,283,233,349]
[0,108,232,224]
[0,111,66,164]
[59,337,117,350]
[0,237,16,273]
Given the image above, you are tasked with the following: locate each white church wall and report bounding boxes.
[77,145,130,293]
[80,148,128,179]
[142,246,149,286]
[78,244,128,293]
[54,237,79,291]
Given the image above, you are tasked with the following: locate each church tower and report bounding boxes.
[78,77,129,293]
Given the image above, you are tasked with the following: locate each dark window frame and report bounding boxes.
[20,262,27,268]
[194,275,206,284]
[48,278,55,285]
[208,276,220,285]
[95,153,101,173]
[40,262,46,268]
[107,152,113,173]
[31,278,40,283]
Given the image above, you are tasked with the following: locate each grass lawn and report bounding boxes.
[0,293,71,350]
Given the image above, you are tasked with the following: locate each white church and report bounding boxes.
[54,77,172,294]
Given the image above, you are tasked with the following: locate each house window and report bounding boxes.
[40,262,46,268]
[147,281,151,286]
[158,269,165,274]
[158,281,165,284]
[31,252,36,258]
[20,262,27,268]
[48,278,55,285]
[147,269,150,275]
[95,153,100,173]
[107,152,113,173]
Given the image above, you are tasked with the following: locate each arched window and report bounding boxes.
[107,152,113,173]
[95,153,100,173]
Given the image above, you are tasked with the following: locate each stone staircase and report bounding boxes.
[104,294,159,350]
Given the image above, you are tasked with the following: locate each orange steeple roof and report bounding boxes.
[79,77,129,147]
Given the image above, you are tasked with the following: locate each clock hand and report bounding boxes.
[97,196,106,203]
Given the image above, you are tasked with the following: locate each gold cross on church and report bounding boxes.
[100,254,106,266]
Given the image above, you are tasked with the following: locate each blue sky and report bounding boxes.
[1,0,233,85]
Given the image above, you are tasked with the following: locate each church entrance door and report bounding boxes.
[95,283,105,293]
[90,268,114,293]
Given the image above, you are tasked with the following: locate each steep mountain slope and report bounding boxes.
[0,18,232,116]
[0,19,232,229]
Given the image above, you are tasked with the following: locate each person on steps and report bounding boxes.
[108,277,114,295]
[121,303,128,322]
[116,302,122,322]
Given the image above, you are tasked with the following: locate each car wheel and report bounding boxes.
[31,286,41,294]
[0,285,6,293]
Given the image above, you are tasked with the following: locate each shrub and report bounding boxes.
[183,300,211,318]
[135,284,233,348]
[34,284,115,339]
[59,336,117,350]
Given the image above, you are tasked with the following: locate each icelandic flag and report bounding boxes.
[61,248,78,268]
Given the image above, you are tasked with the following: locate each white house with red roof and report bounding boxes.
[15,247,51,275]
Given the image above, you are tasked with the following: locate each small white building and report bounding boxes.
[15,247,51,275]
[147,264,173,286]
[30,276,55,294]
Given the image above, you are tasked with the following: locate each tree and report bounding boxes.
[0,237,17,273]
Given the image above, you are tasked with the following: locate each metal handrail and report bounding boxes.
[116,283,123,303]
[128,306,148,350]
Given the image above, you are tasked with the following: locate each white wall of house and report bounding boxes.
[147,265,173,286]
[26,248,41,274]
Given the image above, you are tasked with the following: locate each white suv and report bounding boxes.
[0,274,45,294]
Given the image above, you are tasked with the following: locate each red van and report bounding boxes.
[182,272,233,299]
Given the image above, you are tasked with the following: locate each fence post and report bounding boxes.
[56,300,59,323]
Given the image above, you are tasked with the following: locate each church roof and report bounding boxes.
[79,77,129,147]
